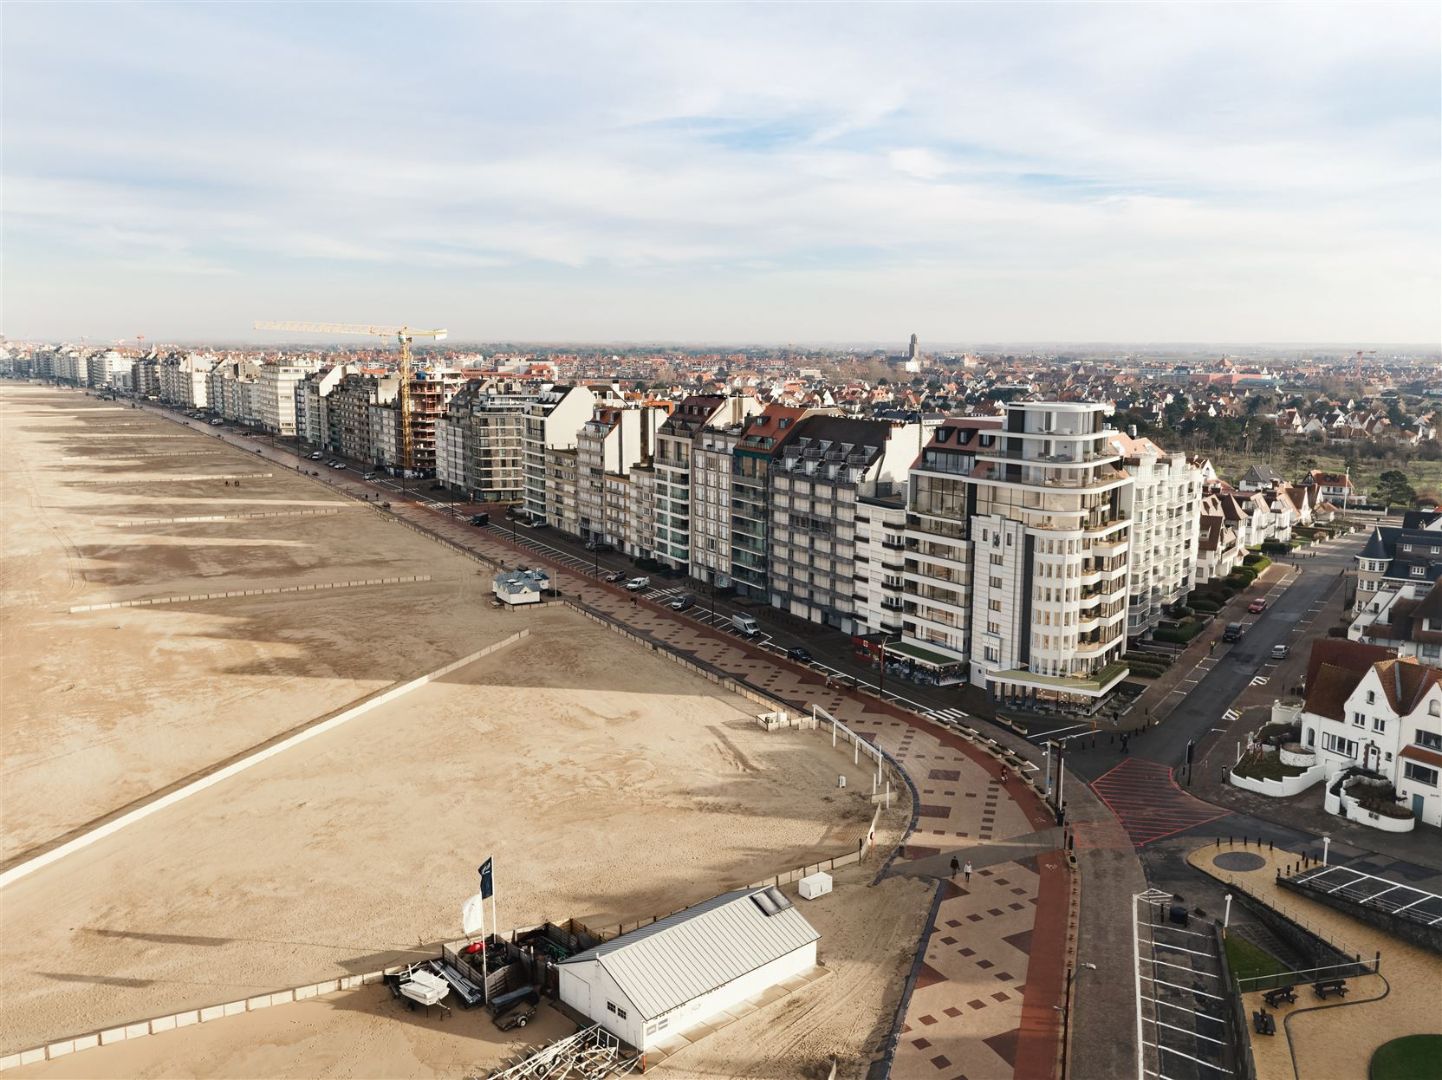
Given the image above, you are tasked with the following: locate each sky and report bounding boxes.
[3,2,1439,345]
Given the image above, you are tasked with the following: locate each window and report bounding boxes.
[1372,717,1386,734]
[1417,729,1442,750]
[1403,762,1438,787]
[1366,691,1376,704]
[988,599,1002,612]
[1353,711,1366,727]
[1412,566,1427,577]
[984,645,1000,662]
[1323,733,1357,757]
[1430,702,1441,718]
[990,576,1004,590]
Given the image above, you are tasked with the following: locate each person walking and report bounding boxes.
[949,856,960,880]
[963,859,973,885]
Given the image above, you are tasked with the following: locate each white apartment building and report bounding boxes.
[1107,433,1202,638]
[85,350,130,389]
[905,402,1132,706]
[1301,656,1442,828]
[523,386,599,522]
[255,360,322,436]
[853,498,910,641]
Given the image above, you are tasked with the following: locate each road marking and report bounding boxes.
[1223,709,1240,722]
[1250,675,1269,687]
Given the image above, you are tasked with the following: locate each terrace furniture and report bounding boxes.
[1263,986,1297,1008]
[1313,979,1348,1000]
[1252,1010,1276,1036]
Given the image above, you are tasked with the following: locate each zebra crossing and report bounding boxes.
[928,706,971,725]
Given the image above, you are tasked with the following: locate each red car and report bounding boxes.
[1248,598,1268,614]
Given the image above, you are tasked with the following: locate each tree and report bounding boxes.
[1374,469,1417,508]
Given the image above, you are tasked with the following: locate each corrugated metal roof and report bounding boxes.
[558,888,818,1020]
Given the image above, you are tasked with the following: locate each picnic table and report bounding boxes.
[1252,1009,1277,1036]
[1313,979,1349,1000]
[1264,985,1297,1007]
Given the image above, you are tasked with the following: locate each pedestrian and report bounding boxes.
[1209,639,1216,655]
[963,860,973,884]
[949,856,960,880]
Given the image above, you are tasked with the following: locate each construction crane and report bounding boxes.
[254,321,448,472]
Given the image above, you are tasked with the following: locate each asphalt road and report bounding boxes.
[1065,540,1362,784]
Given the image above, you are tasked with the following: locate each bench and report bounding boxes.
[1313,979,1348,1000]
[1263,985,1297,1008]
[1252,1009,1276,1036]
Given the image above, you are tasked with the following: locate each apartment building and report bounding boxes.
[523,386,599,522]
[904,402,1133,705]
[207,360,260,424]
[131,356,160,398]
[1301,652,1442,828]
[542,445,581,536]
[436,383,532,501]
[1355,519,1442,614]
[1107,433,1202,638]
[1349,580,1442,668]
[852,497,910,640]
[768,415,925,633]
[691,423,745,587]
[295,365,350,448]
[85,350,130,390]
[328,372,397,464]
[654,396,761,573]
[255,360,322,437]
[158,353,217,408]
[575,405,666,552]
[730,406,815,601]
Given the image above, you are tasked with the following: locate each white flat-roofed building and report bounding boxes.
[557,886,819,1054]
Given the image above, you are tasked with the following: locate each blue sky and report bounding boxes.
[4,2,1438,344]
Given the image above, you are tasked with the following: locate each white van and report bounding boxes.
[731,613,760,637]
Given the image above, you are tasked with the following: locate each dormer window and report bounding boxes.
[1366,690,1376,705]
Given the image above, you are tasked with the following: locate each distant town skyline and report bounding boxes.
[4,3,1439,344]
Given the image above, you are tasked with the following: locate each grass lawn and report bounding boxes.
[1231,751,1308,782]
[1370,1035,1442,1080]
[1224,933,1289,986]
[1207,447,1442,502]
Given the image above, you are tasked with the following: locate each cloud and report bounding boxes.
[2,2,1438,342]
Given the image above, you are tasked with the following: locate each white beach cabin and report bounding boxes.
[556,886,819,1053]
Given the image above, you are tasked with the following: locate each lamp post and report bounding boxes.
[877,633,899,700]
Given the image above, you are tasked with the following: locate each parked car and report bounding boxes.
[624,576,650,591]
[731,613,761,637]
[362,472,377,480]
[1271,643,1289,659]
[329,461,345,469]
[1248,598,1268,614]
[309,451,324,460]
[584,540,614,553]
[209,418,224,426]
[469,513,490,526]
[603,570,627,583]
[786,646,814,663]
[669,593,695,611]
[1223,622,1244,643]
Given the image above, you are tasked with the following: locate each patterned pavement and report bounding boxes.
[329,492,1071,1079]
[1089,757,1231,847]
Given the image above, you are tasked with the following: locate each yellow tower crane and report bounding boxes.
[254,321,448,473]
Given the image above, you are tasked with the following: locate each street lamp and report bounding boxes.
[877,633,900,700]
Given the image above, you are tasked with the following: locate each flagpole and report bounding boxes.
[480,887,489,1001]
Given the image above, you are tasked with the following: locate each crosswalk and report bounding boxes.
[928,706,971,725]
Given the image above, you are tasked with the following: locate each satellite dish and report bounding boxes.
[462,893,485,937]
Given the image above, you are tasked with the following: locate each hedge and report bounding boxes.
[1242,554,1272,572]
[1155,622,1205,644]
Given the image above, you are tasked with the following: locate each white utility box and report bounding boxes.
[798,872,833,900]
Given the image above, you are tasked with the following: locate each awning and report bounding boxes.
[883,640,966,669]
[987,661,1130,699]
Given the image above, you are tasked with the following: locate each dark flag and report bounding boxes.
[479,857,494,900]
